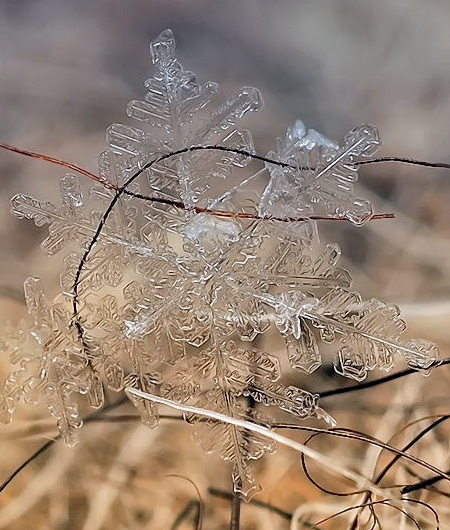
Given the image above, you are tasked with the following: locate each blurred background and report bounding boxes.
[0,1,450,529]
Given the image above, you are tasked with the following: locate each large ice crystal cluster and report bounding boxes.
[1,29,439,499]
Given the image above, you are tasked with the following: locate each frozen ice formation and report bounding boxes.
[2,29,439,499]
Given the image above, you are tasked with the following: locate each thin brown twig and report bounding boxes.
[209,487,322,529]
[0,139,394,223]
[401,468,450,494]
[0,140,112,187]
[401,467,450,498]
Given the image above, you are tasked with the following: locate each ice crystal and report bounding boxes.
[2,29,440,499]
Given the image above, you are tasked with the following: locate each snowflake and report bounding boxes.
[2,29,439,499]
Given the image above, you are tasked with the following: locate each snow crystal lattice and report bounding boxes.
[3,29,440,499]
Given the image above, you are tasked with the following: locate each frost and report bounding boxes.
[259,122,380,224]
[0,278,97,446]
[1,29,440,499]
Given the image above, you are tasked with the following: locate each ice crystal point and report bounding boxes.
[285,119,338,150]
[315,407,337,427]
[3,29,440,499]
[11,193,55,227]
[285,329,321,374]
[150,29,175,65]
[402,339,440,373]
[233,468,262,501]
[230,86,263,115]
[0,400,13,424]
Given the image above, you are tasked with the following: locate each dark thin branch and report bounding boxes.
[4,139,450,181]
[230,489,241,530]
[318,358,450,399]
[359,156,450,171]
[0,439,56,495]
[0,403,186,496]
[402,466,450,497]
[376,414,450,486]
[0,399,184,496]
[0,395,127,494]
[402,468,450,494]
[348,414,450,530]
[170,500,202,530]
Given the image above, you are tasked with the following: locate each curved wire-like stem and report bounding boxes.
[346,414,450,530]
[3,139,450,180]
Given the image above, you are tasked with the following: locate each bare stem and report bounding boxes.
[230,488,242,530]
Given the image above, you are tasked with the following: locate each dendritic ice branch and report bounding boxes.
[1,29,440,499]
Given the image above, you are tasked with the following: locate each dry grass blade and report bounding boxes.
[125,387,389,499]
